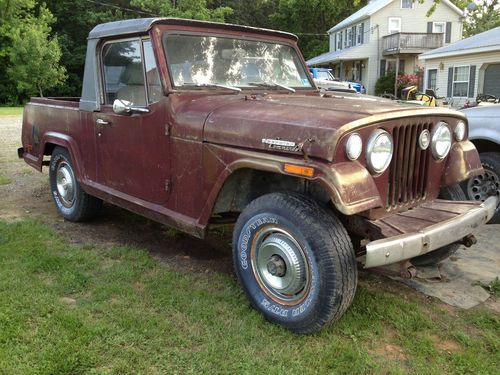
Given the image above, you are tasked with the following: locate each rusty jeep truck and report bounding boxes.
[19,18,498,333]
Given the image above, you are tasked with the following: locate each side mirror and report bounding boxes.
[113,99,150,115]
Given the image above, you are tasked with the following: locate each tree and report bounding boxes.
[269,0,367,59]
[462,0,500,36]
[0,1,66,102]
[7,5,66,97]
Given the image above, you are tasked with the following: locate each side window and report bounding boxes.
[143,40,162,104]
[102,40,146,106]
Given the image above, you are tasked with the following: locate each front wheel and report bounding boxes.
[233,193,357,334]
[49,147,102,222]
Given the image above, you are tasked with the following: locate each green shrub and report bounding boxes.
[375,73,396,96]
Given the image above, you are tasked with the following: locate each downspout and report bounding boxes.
[376,24,380,81]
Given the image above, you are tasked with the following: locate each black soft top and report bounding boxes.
[88,17,298,41]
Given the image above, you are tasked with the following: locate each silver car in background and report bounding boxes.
[460,104,500,223]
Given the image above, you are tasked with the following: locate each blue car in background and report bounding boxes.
[349,81,366,94]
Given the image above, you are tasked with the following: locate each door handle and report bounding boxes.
[96,118,110,126]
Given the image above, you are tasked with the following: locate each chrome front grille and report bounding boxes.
[387,123,430,209]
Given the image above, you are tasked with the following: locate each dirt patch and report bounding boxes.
[373,344,408,361]
[0,116,233,276]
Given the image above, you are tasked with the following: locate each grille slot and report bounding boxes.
[387,123,430,209]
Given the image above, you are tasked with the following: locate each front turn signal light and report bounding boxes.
[284,164,315,177]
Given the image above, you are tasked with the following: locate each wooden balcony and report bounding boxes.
[382,33,443,55]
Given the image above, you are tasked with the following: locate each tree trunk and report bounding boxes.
[38,85,43,98]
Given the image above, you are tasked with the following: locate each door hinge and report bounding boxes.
[165,179,171,193]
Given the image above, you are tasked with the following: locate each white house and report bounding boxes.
[306,0,464,95]
[419,26,500,107]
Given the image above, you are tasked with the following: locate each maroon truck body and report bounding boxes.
[18,18,497,333]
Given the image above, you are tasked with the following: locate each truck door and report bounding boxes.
[94,38,170,205]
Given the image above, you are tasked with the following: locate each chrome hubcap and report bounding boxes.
[56,162,75,207]
[467,168,500,203]
[251,228,309,303]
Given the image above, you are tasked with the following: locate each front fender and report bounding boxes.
[441,141,483,186]
[199,144,382,225]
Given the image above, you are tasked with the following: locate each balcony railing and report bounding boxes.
[382,33,443,55]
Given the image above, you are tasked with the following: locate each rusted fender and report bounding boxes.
[199,144,382,224]
[442,141,483,186]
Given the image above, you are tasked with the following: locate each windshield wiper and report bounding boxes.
[248,82,296,93]
[181,83,242,93]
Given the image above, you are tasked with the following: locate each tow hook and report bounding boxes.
[461,234,477,248]
[399,260,417,279]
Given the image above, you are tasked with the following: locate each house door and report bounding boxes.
[483,64,500,97]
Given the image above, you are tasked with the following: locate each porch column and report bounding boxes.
[394,56,399,96]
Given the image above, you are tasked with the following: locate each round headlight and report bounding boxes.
[455,121,466,141]
[346,133,362,160]
[419,129,430,150]
[431,122,452,160]
[366,129,393,174]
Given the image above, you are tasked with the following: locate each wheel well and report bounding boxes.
[211,169,331,219]
[471,139,500,154]
[43,142,58,156]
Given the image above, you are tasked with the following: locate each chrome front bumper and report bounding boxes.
[364,196,498,268]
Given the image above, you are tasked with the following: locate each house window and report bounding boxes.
[452,66,470,97]
[401,0,413,8]
[344,29,348,48]
[357,24,363,44]
[388,17,401,34]
[427,69,437,91]
[337,32,342,50]
[432,22,445,34]
[347,28,352,47]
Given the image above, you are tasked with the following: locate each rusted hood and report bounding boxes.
[203,93,417,161]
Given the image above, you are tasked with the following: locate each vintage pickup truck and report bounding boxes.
[19,18,498,333]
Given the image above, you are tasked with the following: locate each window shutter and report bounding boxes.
[380,59,386,77]
[360,23,364,44]
[427,22,433,34]
[447,67,453,96]
[445,22,452,43]
[352,26,356,46]
[334,34,337,51]
[468,65,476,98]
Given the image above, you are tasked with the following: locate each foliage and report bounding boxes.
[396,74,419,90]
[375,73,396,96]
[462,0,500,37]
[7,5,66,97]
[0,1,66,102]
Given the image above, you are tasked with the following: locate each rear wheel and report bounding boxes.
[462,152,500,224]
[411,185,465,266]
[49,147,102,221]
[233,193,357,334]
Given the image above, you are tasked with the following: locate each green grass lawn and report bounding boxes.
[0,220,498,374]
[0,106,23,116]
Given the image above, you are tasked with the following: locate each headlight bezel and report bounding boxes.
[366,128,393,175]
[431,121,452,160]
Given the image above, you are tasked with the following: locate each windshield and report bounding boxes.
[163,34,313,89]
